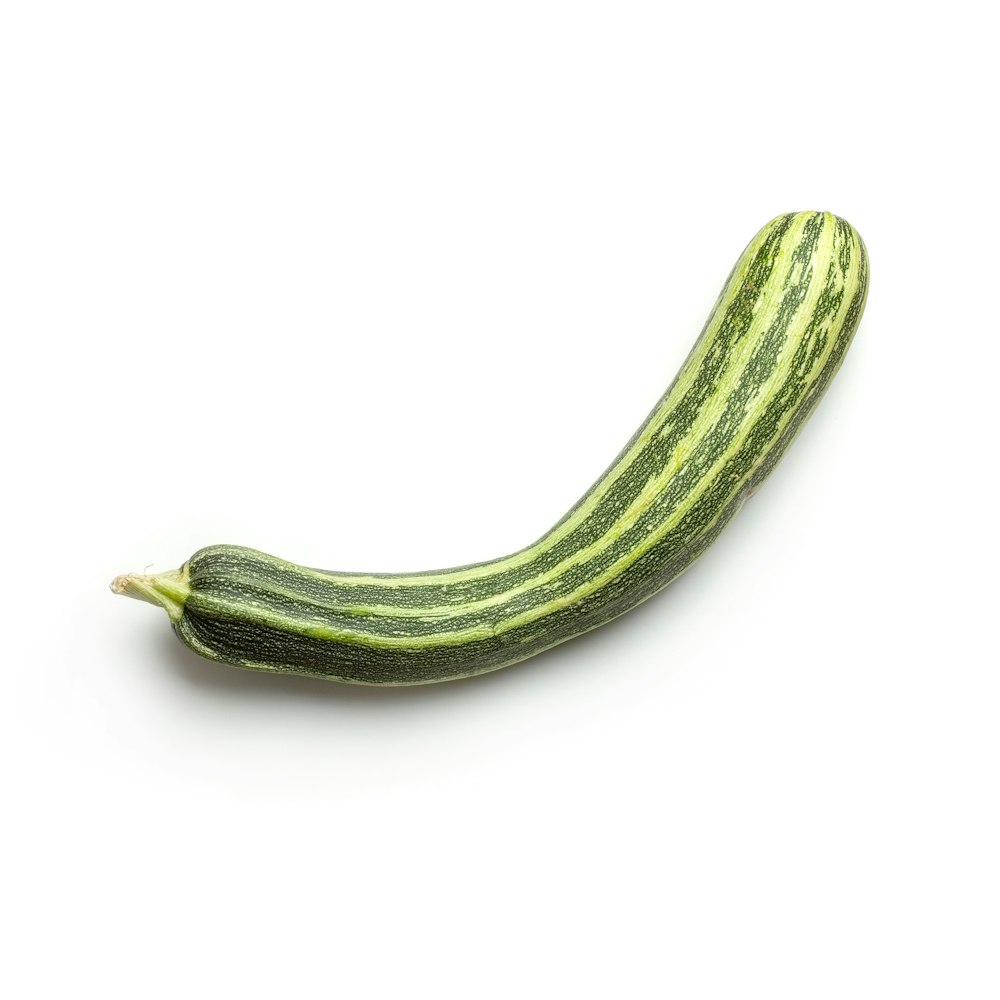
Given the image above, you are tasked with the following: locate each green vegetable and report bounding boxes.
[113,211,869,685]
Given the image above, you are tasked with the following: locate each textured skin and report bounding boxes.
[171,211,869,684]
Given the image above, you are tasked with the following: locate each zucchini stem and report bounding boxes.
[111,567,190,622]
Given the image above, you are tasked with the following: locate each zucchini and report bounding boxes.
[113,211,869,685]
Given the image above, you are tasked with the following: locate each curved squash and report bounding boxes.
[113,211,869,685]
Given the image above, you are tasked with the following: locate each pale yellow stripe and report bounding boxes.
[221,216,865,646]
[206,241,853,658]
[284,213,805,592]
[320,211,843,626]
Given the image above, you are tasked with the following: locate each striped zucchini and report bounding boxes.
[113,211,869,685]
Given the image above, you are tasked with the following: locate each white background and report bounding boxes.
[2,2,997,997]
